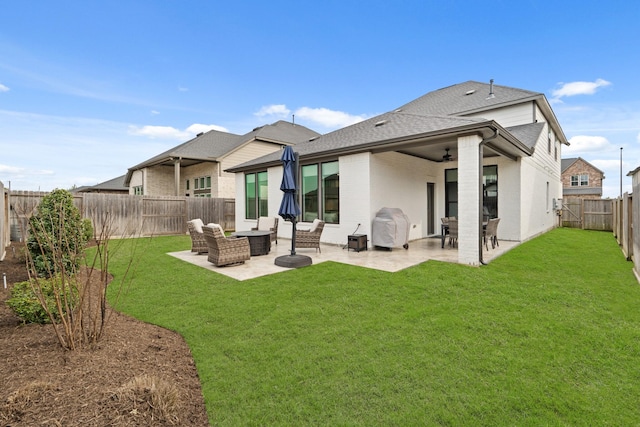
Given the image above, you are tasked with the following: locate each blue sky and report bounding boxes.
[1,1,638,198]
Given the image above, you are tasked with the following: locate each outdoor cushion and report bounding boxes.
[257,216,275,231]
[190,218,204,234]
[309,218,321,233]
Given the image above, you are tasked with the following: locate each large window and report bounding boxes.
[302,161,339,223]
[571,174,589,186]
[445,166,498,219]
[245,171,268,219]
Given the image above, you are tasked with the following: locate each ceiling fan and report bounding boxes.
[442,148,454,162]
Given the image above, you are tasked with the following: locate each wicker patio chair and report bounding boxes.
[448,218,458,248]
[484,218,500,250]
[252,216,279,244]
[202,224,251,267]
[295,219,325,253]
[187,218,208,254]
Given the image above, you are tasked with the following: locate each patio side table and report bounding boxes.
[348,234,368,252]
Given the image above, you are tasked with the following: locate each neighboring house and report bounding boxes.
[228,80,569,265]
[72,175,129,194]
[561,157,604,199]
[125,121,319,198]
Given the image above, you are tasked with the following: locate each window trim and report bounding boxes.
[244,171,268,219]
[301,160,339,224]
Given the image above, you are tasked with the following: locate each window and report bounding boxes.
[570,174,589,187]
[186,179,190,191]
[302,161,339,223]
[133,185,143,195]
[193,175,211,196]
[245,171,268,219]
[445,166,498,219]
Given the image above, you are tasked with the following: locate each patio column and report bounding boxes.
[457,134,482,265]
[173,158,181,196]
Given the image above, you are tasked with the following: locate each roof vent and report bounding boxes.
[486,79,495,99]
[196,132,204,137]
[375,120,388,127]
[465,89,476,95]
[309,136,320,142]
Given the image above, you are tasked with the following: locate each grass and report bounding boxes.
[104,228,640,426]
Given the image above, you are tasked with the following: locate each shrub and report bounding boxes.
[82,218,94,242]
[6,277,78,324]
[27,189,89,277]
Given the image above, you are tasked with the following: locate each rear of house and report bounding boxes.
[229,81,568,265]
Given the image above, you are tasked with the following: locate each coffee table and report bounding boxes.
[232,230,272,256]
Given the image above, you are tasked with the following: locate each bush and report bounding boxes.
[27,189,89,277]
[6,278,78,324]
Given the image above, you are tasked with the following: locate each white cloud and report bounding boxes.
[0,83,9,92]
[564,135,611,154]
[255,104,291,119]
[186,123,228,134]
[552,78,611,100]
[151,110,160,115]
[128,123,228,140]
[294,107,367,128]
[0,164,24,173]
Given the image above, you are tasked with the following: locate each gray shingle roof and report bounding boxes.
[129,121,319,171]
[506,122,545,150]
[225,81,564,173]
[563,187,603,196]
[398,81,541,116]
[561,158,578,173]
[226,112,493,171]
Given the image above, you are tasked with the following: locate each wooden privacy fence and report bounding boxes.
[0,183,8,260]
[7,191,235,241]
[612,193,633,261]
[561,198,613,231]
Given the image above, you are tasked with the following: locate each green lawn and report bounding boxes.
[105,228,640,426]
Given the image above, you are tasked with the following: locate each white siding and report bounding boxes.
[466,102,534,127]
[220,141,284,199]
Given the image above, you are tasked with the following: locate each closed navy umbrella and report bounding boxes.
[275,146,311,267]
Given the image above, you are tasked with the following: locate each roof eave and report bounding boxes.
[227,121,532,173]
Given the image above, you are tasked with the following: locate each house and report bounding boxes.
[72,175,129,194]
[124,121,319,198]
[561,157,604,200]
[228,80,569,265]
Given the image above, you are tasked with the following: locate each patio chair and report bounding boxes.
[295,219,325,253]
[448,218,458,248]
[252,216,279,244]
[484,218,500,250]
[202,224,251,267]
[187,218,208,254]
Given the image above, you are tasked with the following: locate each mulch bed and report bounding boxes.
[0,242,209,426]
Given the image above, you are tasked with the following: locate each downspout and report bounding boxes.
[479,129,499,265]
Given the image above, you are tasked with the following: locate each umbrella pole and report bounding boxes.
[290,218,297,256]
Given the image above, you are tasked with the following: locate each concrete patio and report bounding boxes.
[169,236,519,281]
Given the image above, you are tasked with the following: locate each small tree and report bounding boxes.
[27,189,89,277]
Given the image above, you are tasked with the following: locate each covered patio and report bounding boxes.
[169,237,519,281]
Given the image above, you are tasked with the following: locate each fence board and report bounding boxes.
[562,198,613,231]
[0,183,7,259]
[6,191,235,240]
